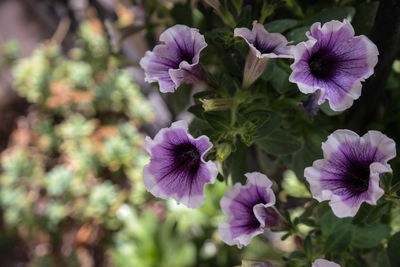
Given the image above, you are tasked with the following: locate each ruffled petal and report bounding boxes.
[290,19,379,111]
[140,25,208,92]
[143,120,218,208]
[305,129,396,218]
[218,172,276,248]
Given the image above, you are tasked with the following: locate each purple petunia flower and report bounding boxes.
[143,120,218,208]
[218,172,278,248]
[312,259,340,267]
[140,25,208,93]
[234,22,292,88]
[289,19,379,111]
[305,130,396,218]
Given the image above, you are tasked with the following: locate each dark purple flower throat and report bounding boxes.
[308,48,339,79]
[173,143,201,176]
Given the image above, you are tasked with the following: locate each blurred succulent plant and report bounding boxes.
[1,18,154,266]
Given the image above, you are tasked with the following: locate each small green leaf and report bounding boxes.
[264,19,298,33]
[388,231,400,267]
[222,140,248,184]
[303,234,312,259]
[286,26,309,43]
[319,101,342,116]
[188,104,204,119]
[284,0,304,18]
[255,129,302,156]
[324,225,352,253]
[352,202,392,225]
[289,251,306,259]
[351,224,391,249]
[255,111,282,138]
[292,131,324,180]
[203,112,231,132]
[245,111,271,130]
[236,5,252,28]
[232,0,243,15]
[320,211,352,237]
[304,7,355,25]
[168,84,192,113]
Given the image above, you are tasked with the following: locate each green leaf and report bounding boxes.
[192,90,216,101]
[324,224,352,253]
[232,0,243,15]
[352,202,392,225]
[303,233,312,259]
[168,84,192,113]
[304,7,356,25]
[380,173,393,192]
[284,0,304,18]
[320,211,352,237]
[286,26,309,43]
[188,117,212,137]
[292,131,324,180]
[222,140,248,184]
[266,60,297,94]
[236,5,252,28]
[255,129,302,156]
[245,111,271,130]
[188,104,204,119]
[289,251,306,259]
[203,111,231,132]
[388,231,400,267]
[351,224,391,249]
[204,29,234,49]
[319,101,342,116]
[255,111,282,138]
[264,19,298,33]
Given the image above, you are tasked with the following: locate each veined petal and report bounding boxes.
[305,129,396,218]
[218,172,277,248]
[290,19,379,111]
[235,22,292,88]
[140,25,208,93]
[143,120,218,208]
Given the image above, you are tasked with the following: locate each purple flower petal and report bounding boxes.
[298,90,321,115]
[143,120,218,208]
[289,19,379,111]
[218,172,277,248]
[140,25,208,93]
[305,129,396,218]
[234,22,292,59]
[312,259,341,267]
[234,22,292,88]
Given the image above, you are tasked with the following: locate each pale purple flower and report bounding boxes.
[218,172,278,248]
[298,90,321,115]
[143,120,218,208]
[289,19,379,111]
[305,130,396,218]
[312,259,340,267]
[140,25,208,93]
[234,22,292,88]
